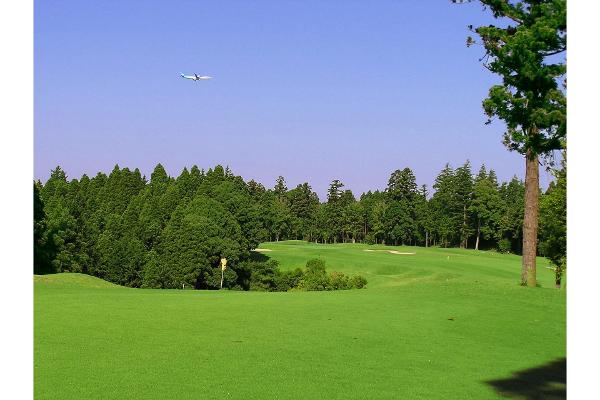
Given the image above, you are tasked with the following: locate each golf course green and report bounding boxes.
[35,241,566,399]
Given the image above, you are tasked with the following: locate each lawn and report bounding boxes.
[34,241,566,399]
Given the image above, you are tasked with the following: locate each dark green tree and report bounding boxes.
[34,182,55,274]
[360,190,388,244]
[499,176,525,253]
[325,180,345,242]
[454,161,474,248]
[386,168,420,245]
[470,165,503,250]
[539,155,566,288]
[40,167,80,272]
[287,183,320,240]
[457,0,566,286]
[430,164,456,247]
[274,176,288,199]
[414,185,432,247]
[138,164,173,249]
[387,168,418,202]
[157,195,245,289]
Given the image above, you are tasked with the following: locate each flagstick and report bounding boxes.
[220,257,227,289]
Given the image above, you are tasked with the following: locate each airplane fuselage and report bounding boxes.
[181,73,212,81]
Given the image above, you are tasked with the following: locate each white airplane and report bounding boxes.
[180,73,212,81]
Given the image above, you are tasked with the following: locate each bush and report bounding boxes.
[364,233,376,245]
[305,259,326,276]
[301,259,367,291]
[498,238,512,253]
[248,260,280,291]
[301,258,330,290]
[348,275,367,289]
[275,268,304,291]
[301,272,330,291]
[329,271,350,290]
[238,258,367,292]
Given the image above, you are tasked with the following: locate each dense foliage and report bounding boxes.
[33,161,564,288]
[454,0,566,288]
[539,156,566,288]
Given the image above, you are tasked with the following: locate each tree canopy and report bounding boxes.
[34,161,564,289]
[455,0,566,286]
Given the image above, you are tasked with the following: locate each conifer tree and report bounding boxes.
[456,0,566,285]
[34,182,55,274]
[431,164,456,247]
[414,185,431,247]
[326,180,345,242]
[499,176,525,253]
[455,161,474,248]
[40,167,80,272]
[287,183,319,240]
[274,176,288,200]
[385,168,419,245]
[539,155,566,288]
[470,165,502,250]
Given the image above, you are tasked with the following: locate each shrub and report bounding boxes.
[305,259,326,276]
[239,258,367,292]
[329,271,350,290]
[301,273,330,291]
[498,238,512,253]
[275,268,304,292]
[301,259,330,291]
[364,233,376,245]
[301,259,367,291]
[248,260,280,291]
[348,275,367,289]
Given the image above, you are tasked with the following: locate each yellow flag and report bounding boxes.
[220,258,227,271]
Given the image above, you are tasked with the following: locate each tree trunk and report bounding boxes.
[522,150,540,287]
[555,265,563,289]
[425,231,428,247]
[475,220,480,251]
[461,204,467,249]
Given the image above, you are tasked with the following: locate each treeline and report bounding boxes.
[33,160,565,288]
[277,161,527,252]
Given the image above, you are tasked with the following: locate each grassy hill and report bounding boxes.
[35,242,565,399]
[256,240,558,288]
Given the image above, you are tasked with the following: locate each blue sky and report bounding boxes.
[34,0,555,199]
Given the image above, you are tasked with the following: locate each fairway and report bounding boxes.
[35,242,566,399]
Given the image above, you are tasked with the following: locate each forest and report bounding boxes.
[33,160,566,289]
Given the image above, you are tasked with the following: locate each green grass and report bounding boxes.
[35,242,566,399]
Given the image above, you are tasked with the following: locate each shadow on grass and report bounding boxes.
[249,252,270,262]
[486,358,566,399]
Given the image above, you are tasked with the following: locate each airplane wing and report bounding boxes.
[180,73,211,81]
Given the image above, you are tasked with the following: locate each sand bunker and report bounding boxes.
[253,248,273,252]
[364,249,416,255]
